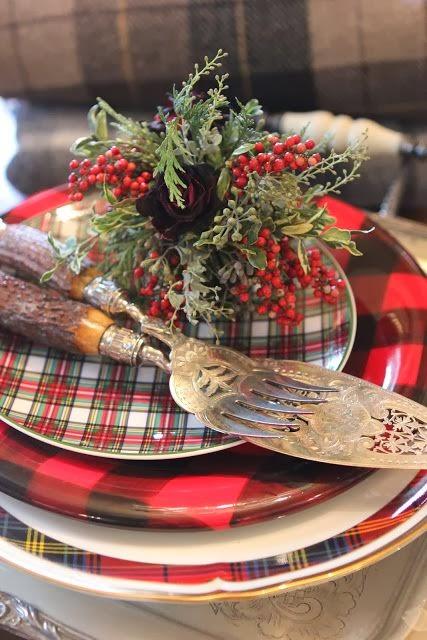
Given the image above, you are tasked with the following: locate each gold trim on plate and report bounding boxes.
[0,516,424,603]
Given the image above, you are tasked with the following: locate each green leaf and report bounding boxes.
[102,178,117,204]
[320,227,363,255]
[297,240,310,274]
[216,167,231,200]
[87,104,108,140]
[95,109,108,140]
[246,247,267,270]
[345,241,363,256]
[168,290,185,309]
[232,142,255,156]
[246,220,262,245]
[40,267,56,283]
[279,222,313,236]
[321,227,351,244]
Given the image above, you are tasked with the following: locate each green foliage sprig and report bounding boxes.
[48,50,369,331]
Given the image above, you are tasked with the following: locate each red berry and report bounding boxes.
[149,250,159,259]
[257,153,267,164]
[296,143,306,154]
[88,174,97,185]
[238,154,249,166]
[305,139,315,150]
[259,228,271,239]
[142,171,152,181]
[69,159,79,169]
[290,134,301,145]
[257,304,268,315]
[239,292,249,303]
[308,156,318,166]
[133,267,144,279]
[273,158,285,172]
[256,236,267,247]
[273,142,285,155]
[254,141,264,152]
[105,164,115,174]
[284,152,294,164]
[97,154,107,165]
[68,173,78,183]
[73,192,83,201]
[81,159,91,169]
[271,276,282,289]
[96,173,105,183]
[248,158,259,172]
[232,167,242,177]
[79,180,89,191]
[115,158,128,171]
[268,135,279,145]
[127,162,137,173]
[113,187,122,198]
[236,176,248,188]
[295,155,307,168]
[110,146,121,156]
[260,285,272,298]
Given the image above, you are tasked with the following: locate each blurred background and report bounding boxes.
[0,0,426,224]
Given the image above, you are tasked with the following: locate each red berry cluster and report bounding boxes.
[68,146,152,202]
[231,134,321,190]
[133,252,184,321]
[232,229,344,327]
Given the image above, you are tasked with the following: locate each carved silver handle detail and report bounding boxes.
[0,591,94,640]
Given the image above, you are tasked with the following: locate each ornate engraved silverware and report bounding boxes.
[0,270,425,467]
[0,590,94,640]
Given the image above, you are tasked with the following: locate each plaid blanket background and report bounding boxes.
[0,0,425,116]
[1,0,427,206]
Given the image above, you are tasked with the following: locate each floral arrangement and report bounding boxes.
[53,50,367,331]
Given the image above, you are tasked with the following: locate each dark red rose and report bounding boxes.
[136,164,221,240]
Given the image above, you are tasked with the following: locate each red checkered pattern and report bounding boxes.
[0,191,424,531]
[0,471,424,597]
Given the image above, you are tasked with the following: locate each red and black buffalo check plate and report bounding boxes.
[0,191,424,531]
[0,191,355,460]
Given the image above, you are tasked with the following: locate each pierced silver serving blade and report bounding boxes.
[197,359,427,470]
[90,278,427,470]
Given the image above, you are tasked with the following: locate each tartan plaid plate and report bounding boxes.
[0,193,355,460]
[0,191,424,532]
[0,470,424,600]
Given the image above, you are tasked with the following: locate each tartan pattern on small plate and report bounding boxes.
[0,195,354,459]
[0,470,424,598]
[0,190,424,532]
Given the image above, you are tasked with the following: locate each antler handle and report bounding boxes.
[0,224,179,348]
[0,270,114,354]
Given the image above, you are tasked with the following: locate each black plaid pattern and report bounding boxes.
[0,0,425,117]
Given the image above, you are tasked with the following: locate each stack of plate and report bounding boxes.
[0,189,424,602]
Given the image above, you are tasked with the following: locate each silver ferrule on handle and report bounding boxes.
[99,325,171,372]
[83,276,128,315]
[99,325,147,366]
